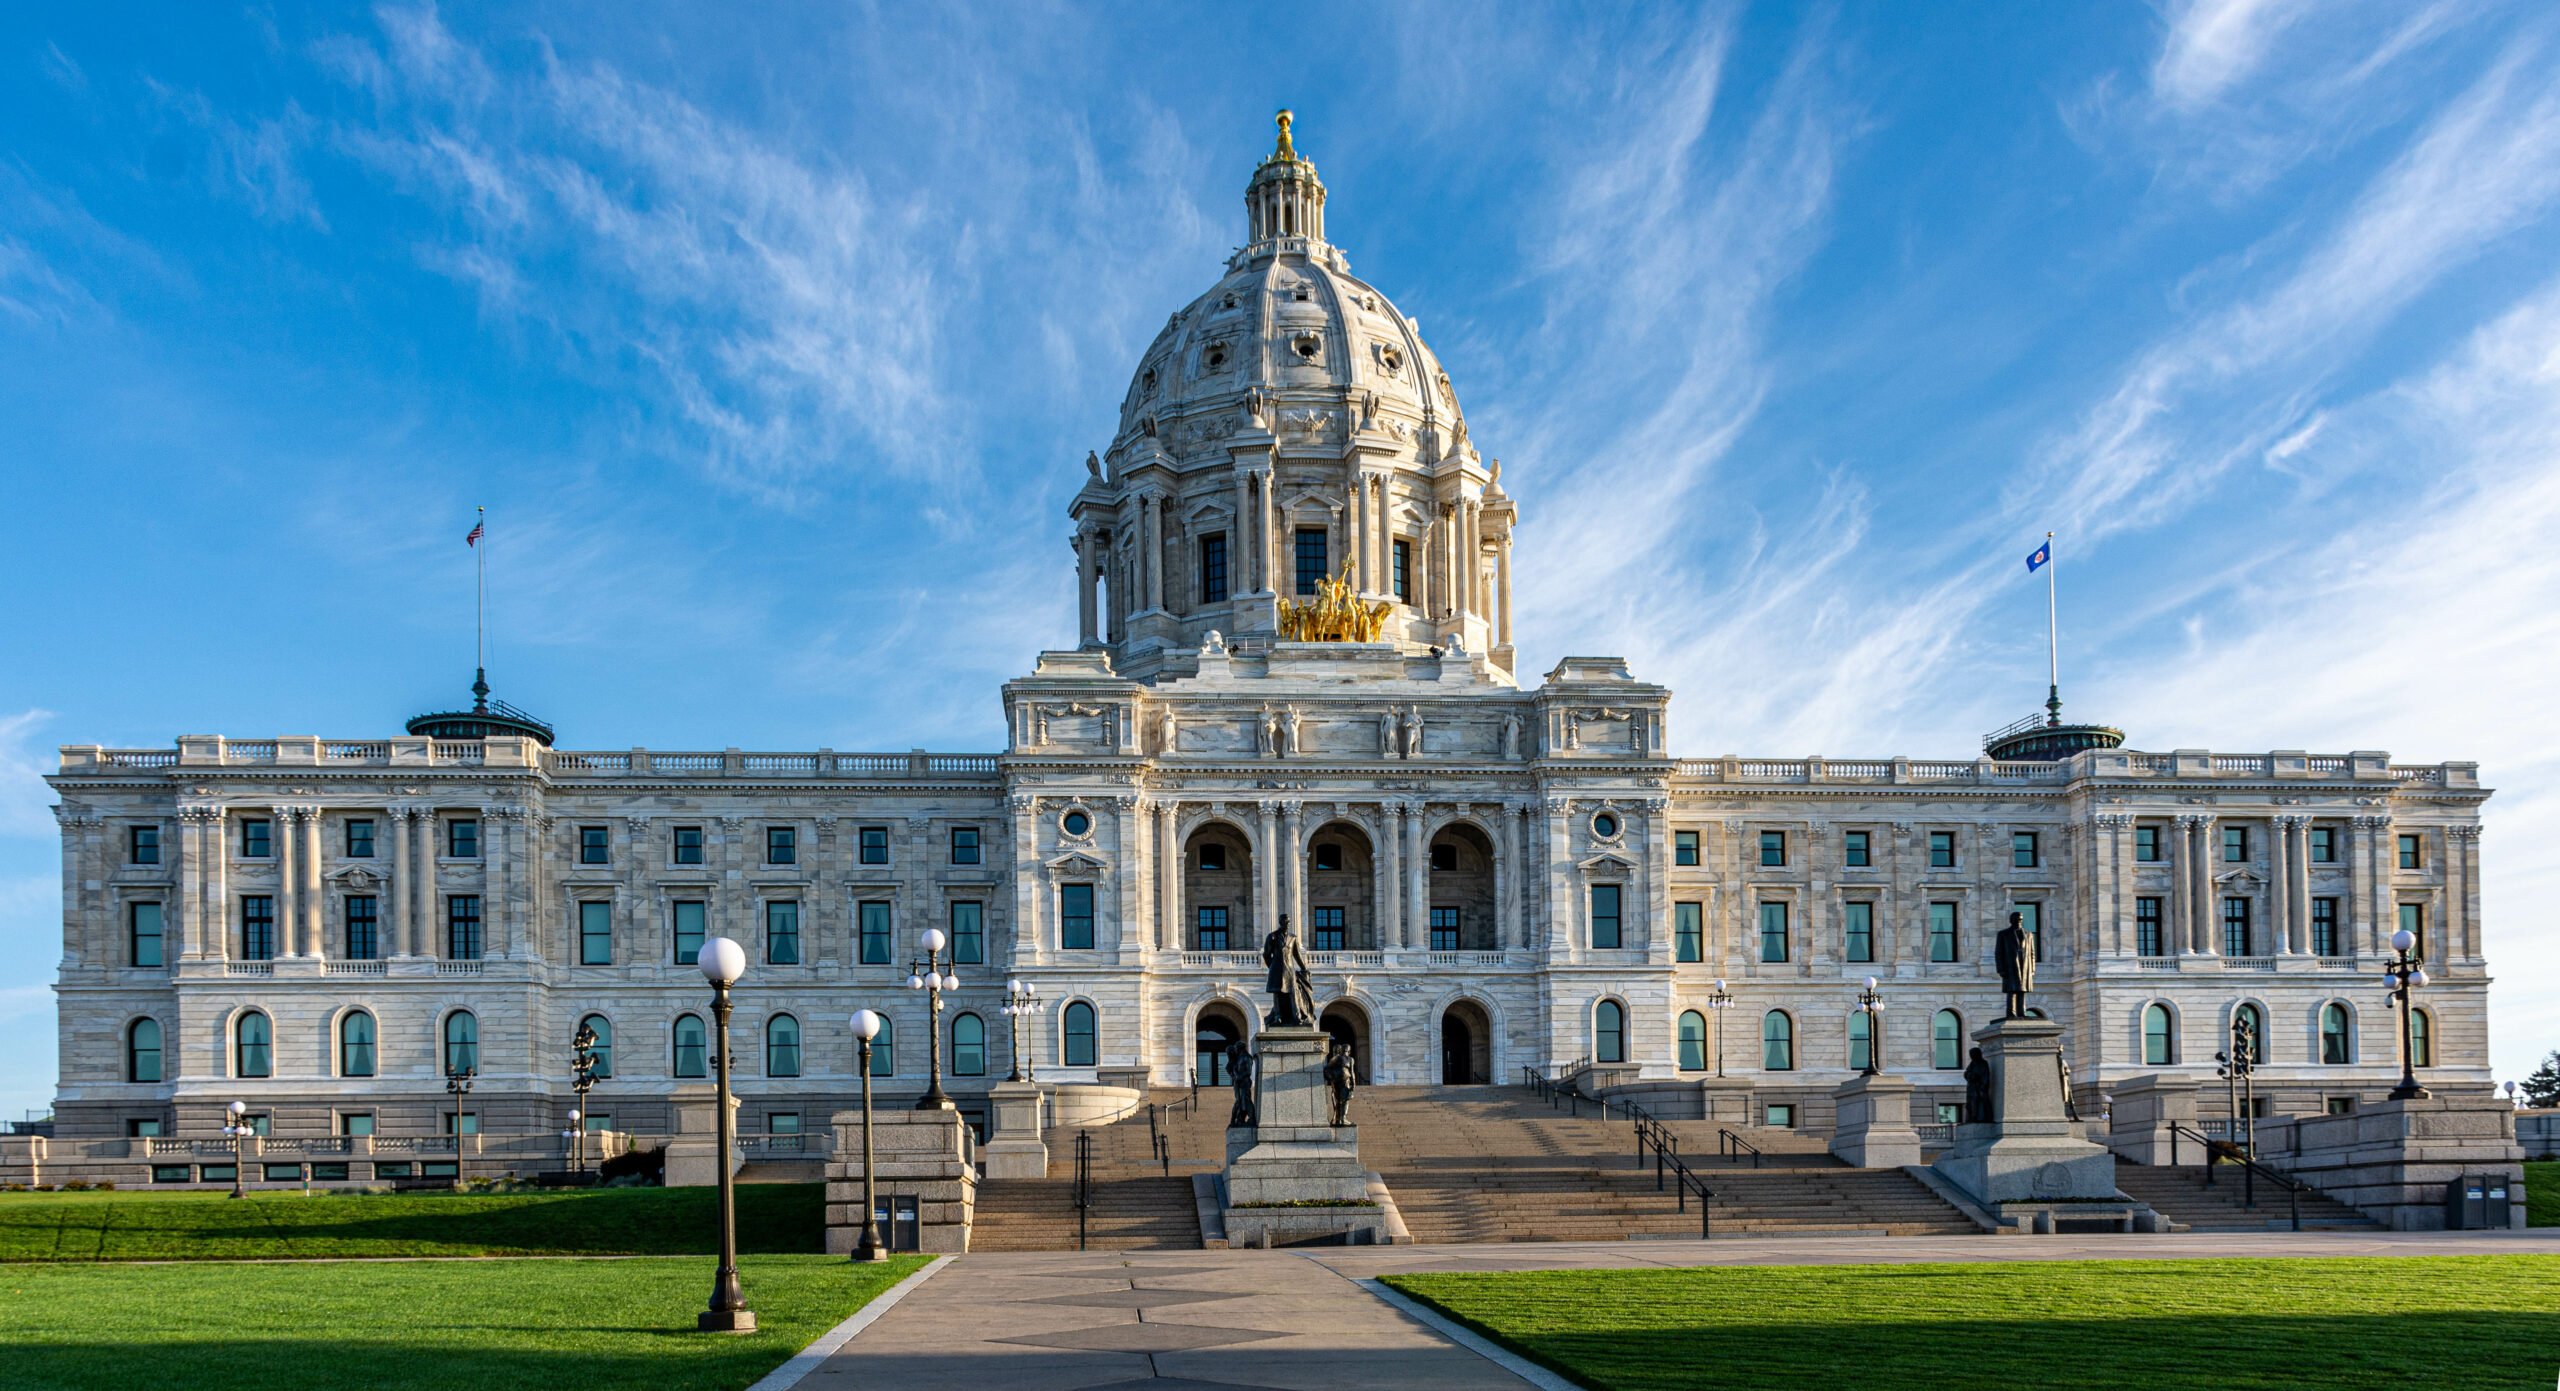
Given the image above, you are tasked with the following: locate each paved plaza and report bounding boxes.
[791,1232,2560,1390]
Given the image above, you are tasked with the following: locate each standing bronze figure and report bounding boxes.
[1995,909,2036,1018]
[1324,1039,1357,1126]
[1963,1046,1994,1125]
[1263,915,1315,1027]
[1225,1041,1256,1127]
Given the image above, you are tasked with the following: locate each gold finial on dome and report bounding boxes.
[1271,108,1297,163]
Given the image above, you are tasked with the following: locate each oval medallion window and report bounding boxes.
[1592,812,1620,839]
[1061,810,1091,837]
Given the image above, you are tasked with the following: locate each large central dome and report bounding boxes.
[1067,112,1515,684]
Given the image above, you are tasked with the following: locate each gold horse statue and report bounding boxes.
[1278,562,1394,643]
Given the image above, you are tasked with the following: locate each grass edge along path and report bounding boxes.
[1382,1255,2560,1391]
[0,1252,930,1391]
[2525,1160,2555,1226]
[0,1183,827,1261]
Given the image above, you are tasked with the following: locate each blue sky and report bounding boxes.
[4,2,2556,1115]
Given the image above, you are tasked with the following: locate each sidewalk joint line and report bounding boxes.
[1357,1276,1585,1391]
[746,1254,953,1391]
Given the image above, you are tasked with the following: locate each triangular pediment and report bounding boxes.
[1576,852,1638,875]
[1046,851,1110,876]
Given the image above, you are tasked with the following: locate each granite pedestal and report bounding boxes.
[1221,1026,1387,1246]
[1932,1017,2162,1234]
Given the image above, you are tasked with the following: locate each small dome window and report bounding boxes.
[1141,368,1159,395]
[1220,292,1238,311]
[1292,285,1312,302]
[1378,344,1403,375]
[1203,343,1228,371]
[1292,332,1322,361]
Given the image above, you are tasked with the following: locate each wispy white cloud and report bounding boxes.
[0,711,59,839]
[2151,0,2318,109]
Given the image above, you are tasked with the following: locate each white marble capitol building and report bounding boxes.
[46,116,2494,1160]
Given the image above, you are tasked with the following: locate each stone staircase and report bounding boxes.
[1360,1086,1980,1242]
[969,1097,1211,1251]
[2114,1163,2379,1231]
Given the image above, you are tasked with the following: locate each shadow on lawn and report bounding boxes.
[1479,1312,2560,1391]
[3,1339,797,1391]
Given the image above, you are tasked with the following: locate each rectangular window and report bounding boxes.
[448,819,479,858]
[1391,539,1412,601]
[340,1114,375,1137]
[370,1162,411,1180]
[1198,843,1227,871]
[1929,902,1958,962]
[2222,897,2252,956]
[2398,902,2424,955]
[2312,897,2340,956]
[673,826,704,864]
[582,1115,612,1132]
[1843,831,1870,868]
[2136,897,2163,957]
[766,826,796,865]
[444,1113,478,1137]
[447,895,482,960]
[2012,832,2039,869]
[344,819,374,859]
[859,902,892,964]
[1429,907,1460,952]
[1675,830,1700,867]
[580,825,609,864]
[241,818,271,858]
[420,1161,458,1179]
[310,1163,350,1183]
[130,825,160,865]
[2135,825,2160,862]
[1312,906,1345,951]
[1844,901,1874,963]
[674,901,707,963]
[153,1165,192,1184]
[2397,834,2421,870]
[2222,825,2247,862]
[768,1112,802,1135]
[200,1164,239,1184]
[1758,902,1788,962]
[1201,533,1229,604]
[951,826,981,865]
[2309,826,2337,863]
[1313,842,1343,872]
[951,901,984,964]
[766,901,800,964]
[1759,831,1786,867]
[242,896,275,961]
[2018,901,2043,961]
[1765,1104,1796,1128]
[860,827,890,865]
[574,902,610,965]
[1929,832,1955,868]
[345,896,377,961]
[264,1163,305,1183]
[1196,906,1229,951]
[1675,902,1703,962]
[1590,885,1622,949]
[1294,528,1327,595]
[1060,883,1095,950]
[130,902,164,968]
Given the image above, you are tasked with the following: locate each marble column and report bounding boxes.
[300,807,324,958]
[417,810,440,957]
[2269,817,2293,956]
[1144,496,1165,612]
[2456,825,2483,959]
[1281,802,1305,935]
[271,804,298,957]
[1009,795,1041,963]
[1256,801,1281,942]
[387,808,412,957]
[1496,536,1513,648]
[2287,816,2313,953]
[1378,802,1401,951]
[1075,532,1098,645]
[1405,802,1430,950]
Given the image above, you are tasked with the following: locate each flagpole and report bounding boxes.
[474,506,488,712]
[2043,530,2059,726]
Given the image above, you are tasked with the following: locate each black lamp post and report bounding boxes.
[696,937,756,1333]
[1004,979,1040,1082]
[2216,1010,2258,1158]
[1706,979,1734,1078]
[221,1100,252,1198]
[2385,927,2430,1101]
[1856,976,1884,1077]
[907,928,957,1111]
[849,1008,887,1263]
[569,1020,601,1175]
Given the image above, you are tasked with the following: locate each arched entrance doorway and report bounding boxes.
[1195,1002,1248,1086]
[1440,1000,1492,1085]
[1184,823,1255,951]
[1319,1000,1372,1084]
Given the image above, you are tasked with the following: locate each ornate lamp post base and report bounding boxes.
[697,1309,758,1333]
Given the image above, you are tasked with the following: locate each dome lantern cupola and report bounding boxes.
[1246,109,1326,248]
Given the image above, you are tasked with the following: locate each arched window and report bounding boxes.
[869,1013,896,1076]
[952,1012,986,1076]
[443,1011,478,1076]
[1761,1011,1794,1071]
[340,1011,377,1078]
[235,1012,271,1079]
[579,1014,614,1079]
[128,1018,162,1083]
[673,1014,707,1078]
[1933,1010,1963,1071]
[1849,1010,1874,1072]
[2409,1008,2433,1068]
[2320,1003,2353,1065]
[1595,1000,1626,1064]
[2143,1004,2174,1066]
[2233,1003,2266,1064]
[1062,1000,1097,1067]
[766,1015,801,1078]
[1677,1010,1708,1072]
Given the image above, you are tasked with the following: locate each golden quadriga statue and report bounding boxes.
[1277,563,1394,643]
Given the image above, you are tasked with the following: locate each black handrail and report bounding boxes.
[1073,1129,1094,1251]
[1620,1098,1715,1239]
[2168,1122,2302,1231]
[1718,1128,1764,1169]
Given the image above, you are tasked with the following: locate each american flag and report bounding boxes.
[465,519,484,547]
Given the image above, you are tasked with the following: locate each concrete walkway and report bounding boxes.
[798,1231,2560,1390]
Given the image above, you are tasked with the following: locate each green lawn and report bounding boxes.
[2527,1161,2555,1226]
[0,1253,926,1391]
[1385,1256,2560,1391]
[0,1184,827,1261]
